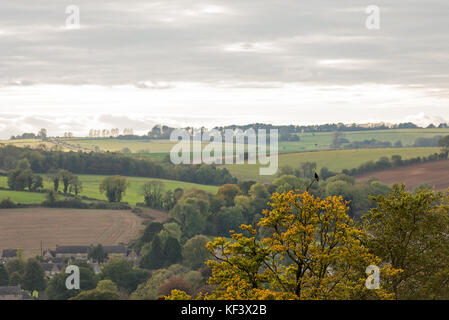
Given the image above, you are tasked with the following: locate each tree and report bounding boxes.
[163,237,183,267]
[8,272,22,286]
[70,280,119,300]
[88,244,105,263]
[30,174,43,191]
[0,264,9,286]
[69,175,83,195]
[213,207,244,236]
[438,135,449,154]
[201,191,397,300]
[58,169,74,193]
[140,235,165,270]
[46,266,97,300]
[131,265,185,300]
[142,180,164,209]
[248,183,269,200]
[38,128,47,140]
[99,176,129,202]
[102,258,149,293]
[364,184,449,299]
[48,169,60,191]
[140,222,164,245]
[158,276,192,297]
[216,184,241,207]
[183,235,210,269]
[6,258,25,275]
[22,258,46,292]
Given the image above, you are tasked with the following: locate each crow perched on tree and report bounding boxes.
[306,172,320,192]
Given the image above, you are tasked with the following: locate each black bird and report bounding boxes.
[306,172,320,192]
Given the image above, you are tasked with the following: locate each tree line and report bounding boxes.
[0,145,236,186]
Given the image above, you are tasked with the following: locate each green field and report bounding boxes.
[225,147,441,182]
[0,174,219,205]
[0,189,47,204]
[3,128,449,157]
[278,129,449,152]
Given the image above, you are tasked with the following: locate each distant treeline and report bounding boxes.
[343,152,449,176]
[0,145,237,186]
[214,121,449,134]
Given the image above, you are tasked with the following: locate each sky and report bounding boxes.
[0,0,449,138]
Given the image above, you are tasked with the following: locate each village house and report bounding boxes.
[126,250,138,265]
[41,263,65,279]
[1,249,17,264]
[0,286,33,300]
[55,245,90,260]
[103,245,127,259]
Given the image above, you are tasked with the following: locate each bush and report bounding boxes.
[0,197,16,208]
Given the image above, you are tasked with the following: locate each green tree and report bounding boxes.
[249,183,269,200]
[183,235,210,269]
[70,280,119,300]
[58,170,74,193]
[140,235,164,270]
[46,266,97,300]
[364,184,449,299]
[22,258,46,292]
[0,264,9,286]
[102,258,149,293]
[140,222,164,245]
[163,237,183,267]
[142,180,164,209]
[88,244,105,263]
[48,169,60,192]
[6,258,25,275]
[8,272,22,286]
[99,176,129,202]
[69,175,83,195]
[438,135,449,154]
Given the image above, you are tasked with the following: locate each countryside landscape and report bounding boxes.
[0,0,448,306]
[1,123,449,300]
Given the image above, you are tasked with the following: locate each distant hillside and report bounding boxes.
[356,160,449,191]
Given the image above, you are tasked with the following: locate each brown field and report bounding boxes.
[0,208,145,257]
[356,160,449,191]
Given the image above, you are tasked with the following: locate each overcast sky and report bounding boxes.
[1,0,449,138]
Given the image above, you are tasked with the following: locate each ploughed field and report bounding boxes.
[356,160,449,191]
[0,208,144,257]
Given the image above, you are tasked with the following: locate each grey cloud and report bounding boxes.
[0,0,448,88]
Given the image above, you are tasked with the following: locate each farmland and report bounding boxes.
[356,160,449,191]
[0,208,144,257]
[0,174,219,205]
[225,147,441,182]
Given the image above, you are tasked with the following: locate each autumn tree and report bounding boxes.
[364,184,449,300]
[216,184,241,207]
[200,191,396,300]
